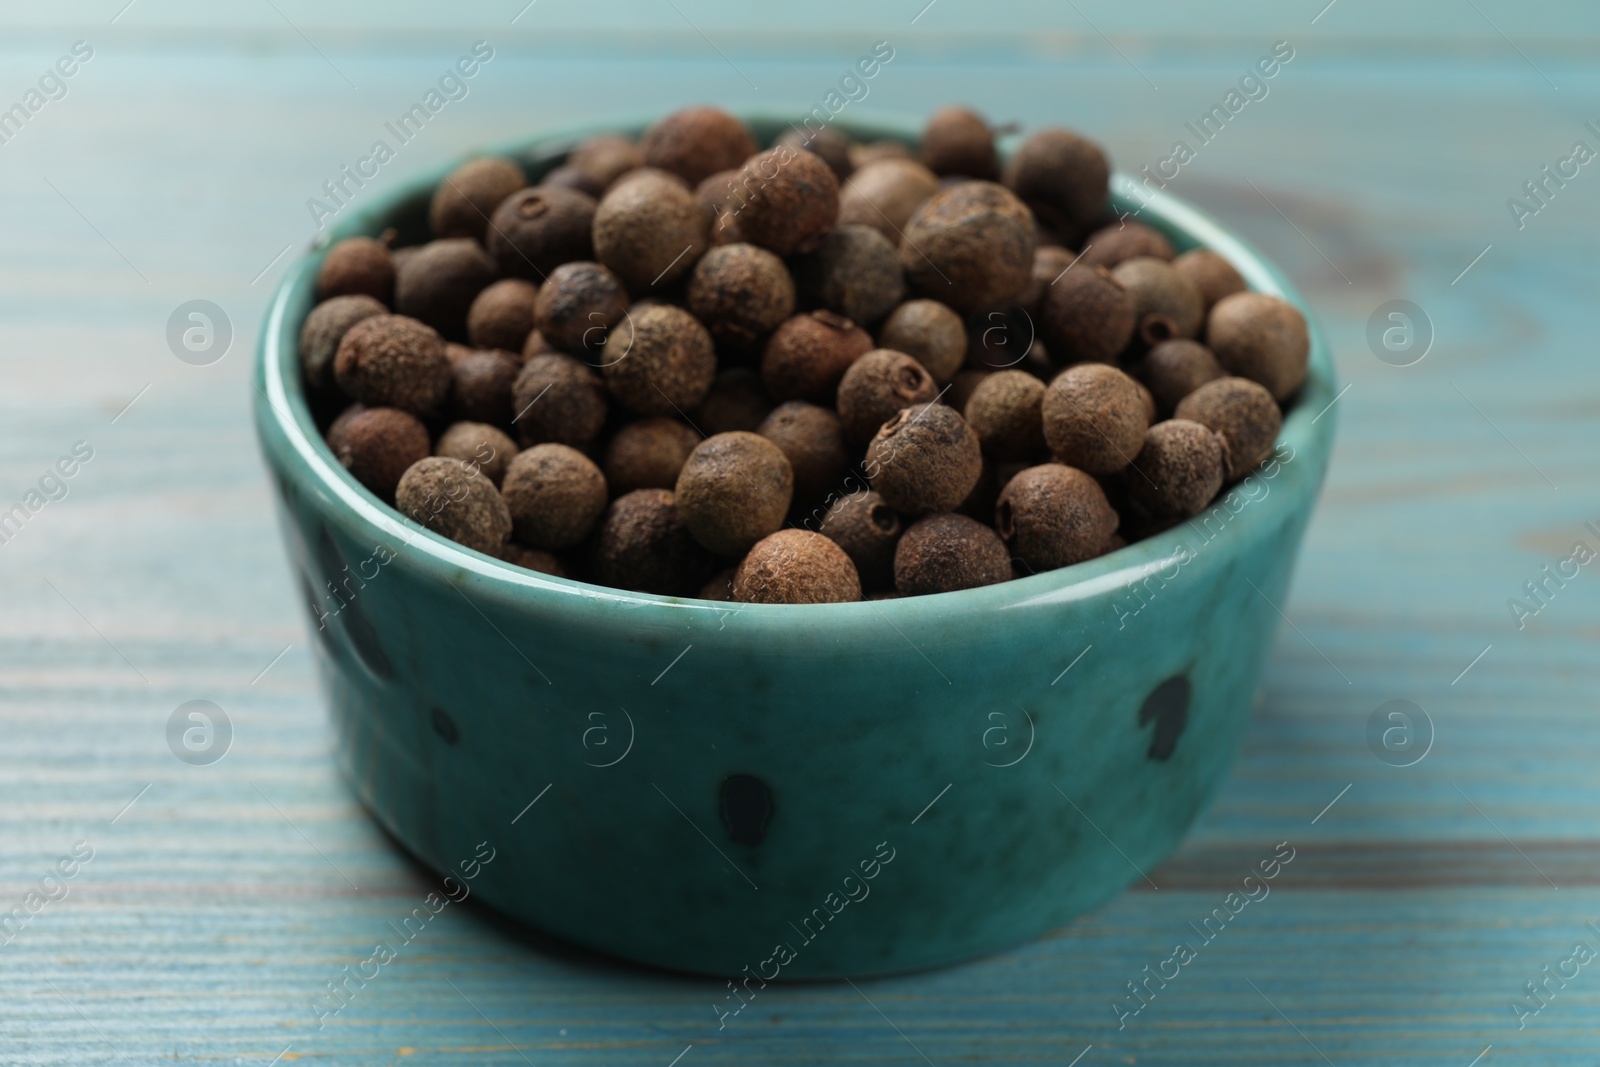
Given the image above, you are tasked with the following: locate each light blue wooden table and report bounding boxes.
[2,2,1599,1063]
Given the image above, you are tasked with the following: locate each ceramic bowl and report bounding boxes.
[254,113,1336,979]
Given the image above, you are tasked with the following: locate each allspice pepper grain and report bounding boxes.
[1111,256,1205,346]
[818,489,903,592]
[776,125,855,181]
[837,158,941,240]
[1078,220,1175,269]
[640,106,757,187]
[333,314,453,415]
[1040,363,1150,475]
[794,225,907,327]
[1002,127,1110,240]
[964,369,1046,461]
[894,512,1012,595]
[603,416,701,494]
[690,368,775,435]
[534,261,630,355]
[1133,339,1226,417]
[686,243,797,354]
[1173,249,1247,311]
[395,457,512,555]
[836,348,938,445]
[1037,265,1135,365]
[487,185,598,280]
[732,529,862,604]
[1174,376,1282,481]
[899,182,1036,315]
[501,443,609,549]
[675,431,795,556]
[865,402,984,515]
[1205,291,1310,402]
[593,169,711,291]
[921,106,999,180]
[601,303,717,415]
[566,134,644,190]
[994,463,1118,570]
[316,236,395,304]
[467,278,540,353]
[735,147,841,257]
[1128,419,1227,518]
[300,293,386,391]
[592,488,713,596]
[449,348,520,426]
[761,310,875,403]
[510,353,609,448]
[394,238,499,341]
[430,157,526,242]
[332,407,431,501]
[757,400,851,506]
[435,421,519,487]
[877,299,967,383]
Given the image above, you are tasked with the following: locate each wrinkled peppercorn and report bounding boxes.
[995,463,1117,570]
[794,225,907,327]
[758,400,852,507]
[899,182,1035,315]
[593,169,710,291]
[733,529,862,604]
[601,303,717,415]
[395,457,512,555]
[510,353,609,448]
[761,310,875,403]
[675,431,795,556]
[1128,419,1227,518]
[487,185,597,281]
[534,260,630,356]
[836,349,938,444]
[333,314,452,415]
[1174,376,1282,481]
[640,106,757,187]
[1205,291,1309,402]
[736,147,840,257]
[895,512,1011,594]
[866,402,984,515]
[1040,363,1149,475]
[467,278,540,353]
[332,406,430,501]
[394,239,498,340]
[316,236,395,304]
[502,442,609,549]
[686,243,797,354]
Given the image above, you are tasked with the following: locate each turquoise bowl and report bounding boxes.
[254,113,1335,980]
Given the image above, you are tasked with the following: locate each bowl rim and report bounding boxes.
[255,109,1337,619]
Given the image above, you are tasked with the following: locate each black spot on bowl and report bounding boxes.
[431,707,460,745]
[1138,676,1190,761]
[720,774,773,847]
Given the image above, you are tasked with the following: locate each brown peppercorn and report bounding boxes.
[1002,127,1110,240]
[449,348,520,425]
[430,157,526,242]
[1174,376,1282,481]
[686,243,796,353]
[593,169,711,291]
[1128,419,1226,518]
[500,544,567,577]
[325,403,366,456]
[736,147,840,257]
[838,158,941,240]
[534,261,630,356]
[1018,246,1076,315]
[603,416,701,494]
[1173,249,1247,311]
[1078,220,1175,269]
[851,140,914,168]
[316,236,395,304]
[675,432,794,556]
[1111,257,1205,346]
[395,457,512,555]
[300,294,386,391]
[331,407,430,501]
[921,106,998,180]
[592,489,713,596]
[794,225,907,327]
[836,349,938,444]
[333,314,452,415]
[541,164,607,200]
[601,304,716,415]
[1206,291,1309,402]
[817,490,902,592]
[486,185,597,280]
[510,353,609,448]
[964,370,1045,461]
[899,182,1035,315]
[522,330,557,360]
[776,125,855,181]
[640,106,757,187]
[1037,265,1135,365]
[878,299,966,383]
[995,463,1118,570]
[696,169,747,246]
[567,134,643,190]
[501,443,609,550]
[698,567,736,601]
[760,310,874,402]
[394,238,498,341]
[757,401,851,506]
[733,529,861,604]
[1040,363,1150,475]
[689,368,774,435]
[945,369,991,415]
[435,421,518,487]
[895,512,1011,595]
[865,403,983,515]
[1133,339,1225,417]
[467,278,540,353]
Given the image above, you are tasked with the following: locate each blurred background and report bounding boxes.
[2,2,1598,1064]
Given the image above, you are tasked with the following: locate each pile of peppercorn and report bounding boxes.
[300,105,1307,604]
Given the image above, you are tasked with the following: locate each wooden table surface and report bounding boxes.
[2,2,1598,1063]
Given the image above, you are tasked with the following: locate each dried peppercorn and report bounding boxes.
[1205,291,1309,402]
[675,431,795,556]
[1040,363,1150,475]
[836,349,938,444]
[894,512,1011,594]
[566,134,643,190]
[1172,249,1247,311]
[541,164,607,200]
[333,314,452,415]
[487,185,597,280]
[696,169,747,246]
[449,348,520,425]
[395,457,512,555]
[686,243,797,354]
[733,529,862,604]
[435,420,518,487]
[995,463,1117,570]
[640,106,757,187]
[1111,256,1205,346]
[899,182,1036,315]
[877,299,966,383]
[757,400,851,506]
[300,294,386,391]
[1018,245,1077,316]
[817,489,902,592]
[761,310,875,403]
[851,140,914,169]
[1078,220,1175,269]
[690,368,775,435]
[1128,419,1226,518]
[593,168,711,291]
[394,238,498,340]
[592,488,713,596]
[921,106,999,180]
[1174,376,1282,481]
[534,261,630,356]
[603,416,701,494]
[964,370,1046,461]
[332,407,431,501]
[794,225,907,327]
[429,156,523,240]
[510,353,609,448]
[467,278,540,353]
[1037,266,1135,365]
[837,158,941,240]
[865,402,984,515]
[601,304,717,415]
[501,443,609,549]
[736,147,840,257]
[776,125,855,181]
[1002,127,1110,241]
[316,236,395,304]
[501,544,567,577]
[1133,339,1225,417]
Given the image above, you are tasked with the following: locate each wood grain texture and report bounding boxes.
[2,2,1600,1063]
